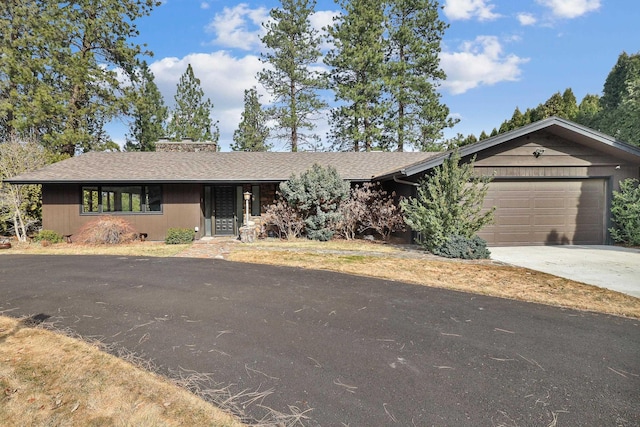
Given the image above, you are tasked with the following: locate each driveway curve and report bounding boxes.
[1,255,638,426]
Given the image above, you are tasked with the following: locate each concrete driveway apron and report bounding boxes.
[490,245,640,298]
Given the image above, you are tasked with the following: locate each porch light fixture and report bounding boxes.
[243,192,251,225]
[533,148,545,158]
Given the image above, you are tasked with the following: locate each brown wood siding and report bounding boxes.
[473,132,624,168]
[42,183,200,241]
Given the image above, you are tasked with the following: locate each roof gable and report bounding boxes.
[396,117,640,178]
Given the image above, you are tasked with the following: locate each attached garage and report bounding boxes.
[477,179,606,246]
[395,117,640,246]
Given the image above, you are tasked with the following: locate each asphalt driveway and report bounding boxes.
[490,245,640,298]
[1,255,638,426]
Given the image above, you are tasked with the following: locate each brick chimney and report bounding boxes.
[155,138,218,152]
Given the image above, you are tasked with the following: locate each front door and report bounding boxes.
[214,186,235,235]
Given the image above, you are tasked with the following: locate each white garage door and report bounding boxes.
[478,179,606,246]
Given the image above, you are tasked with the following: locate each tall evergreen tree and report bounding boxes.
[575,94,601,128]
[382,0,455,151]
[0,1,47,142]
[561,88,579,120]
[325,0,386,151]
[258,0,328,152]
[232,87,271,151]
[125,62,168,151]
[0,0,159,155]
[596,52,640,146]
[600,52,639,110]
[166,64,218,142]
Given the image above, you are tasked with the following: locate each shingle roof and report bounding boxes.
[6,151,441,184]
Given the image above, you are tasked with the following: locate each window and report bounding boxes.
[251,185,261,216]
[81,185,162,214]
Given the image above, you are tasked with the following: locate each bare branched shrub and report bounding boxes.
[75,216,137,244]
[337,182,405,240]
[262,196,305,240]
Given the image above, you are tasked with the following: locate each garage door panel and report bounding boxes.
[495,215,531,226]
[534,215,571,226]
[480,179,605,246]
[497,198,531,208]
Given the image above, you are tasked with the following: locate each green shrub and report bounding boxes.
[75,217,137,244]
[165,228,195,244]
[279,164,350,241]
[400,149,494,252]
[432,234,491,259]
[609,178,640,246]
[33,229,63,244]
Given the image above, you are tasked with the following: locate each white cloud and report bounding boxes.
[440,36,529,95]
[443,0,501,21]
[310,10,341,51]
[150,52,265,149]
[206,4,269,51]
[200,2,209,10]
[536,0,600,19]
[517,12,537,26]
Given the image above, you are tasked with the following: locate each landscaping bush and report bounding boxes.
[279,164,350,241]
[165,227,195,244]
[432,234,491,259]
[262,197,305,240]
[33,229,63,244]
[75,217,137,244]
[337,182,405,240]
[401,149,494,252]
[609,178,640,246]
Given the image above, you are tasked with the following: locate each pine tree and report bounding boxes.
[125,62,168,151]
[232,88,271,151]
[575,94,601,128]
[325,0,386,151]
[561,88,579,120]
[258,0,328,152]
[596,52,640,146]
[167,64,219,142]
[382,0,455,151]
[1,0,159,155]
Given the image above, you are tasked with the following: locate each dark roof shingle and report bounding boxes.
[6,151,440,184]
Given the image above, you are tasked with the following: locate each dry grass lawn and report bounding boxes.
[0,315,244,426]
[228,239,640,319]
[2,241,189,257]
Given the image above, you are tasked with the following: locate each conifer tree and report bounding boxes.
[400,150,494,251]
[575,94,601,128]
[325,0,386,151]
[126,62,168,151]
[0,0,160,155]
[167,64,219,142]
[596,52,640,146]
[382,0,455,151]
[258,0,327,152]
[232,88,271,151]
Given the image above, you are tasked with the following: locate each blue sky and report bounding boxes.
[108,0,640,151]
